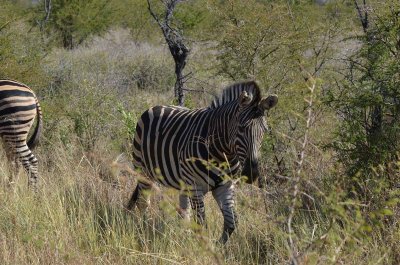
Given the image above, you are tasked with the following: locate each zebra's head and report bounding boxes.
[234,88,278,184]
[211,81,278,183]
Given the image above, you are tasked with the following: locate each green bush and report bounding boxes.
[41,29,175,151]
[328,3,400,200]
[0,1,47,86]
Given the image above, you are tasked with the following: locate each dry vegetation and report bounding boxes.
[1,0,400,264]
[0,126,397,265]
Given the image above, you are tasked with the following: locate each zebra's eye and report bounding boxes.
[238,121,251,130]
[238,125,245,132]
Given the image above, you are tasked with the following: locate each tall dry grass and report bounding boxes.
[0,131,397,264]
[0,141,271,264]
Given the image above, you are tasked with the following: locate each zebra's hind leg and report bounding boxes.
[212,181,237,244]
[3,142,19,185]
[189,190,206,227]
[127,181,152,212]
[15,143,39,191]
[178,194,191,220]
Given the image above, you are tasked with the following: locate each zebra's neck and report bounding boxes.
[207,101,239,163]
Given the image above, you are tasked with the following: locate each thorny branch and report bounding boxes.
[0,20,13,32]
[287,76,315,265]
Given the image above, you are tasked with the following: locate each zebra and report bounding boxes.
[0,80,43,189]
[127,81,278,243]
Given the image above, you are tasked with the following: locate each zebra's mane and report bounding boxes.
[210,81,261,109]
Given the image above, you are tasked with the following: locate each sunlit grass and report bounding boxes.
[0,141,397,265]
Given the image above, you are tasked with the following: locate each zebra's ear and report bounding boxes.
[239,91,253,107]
[259,94,278,112]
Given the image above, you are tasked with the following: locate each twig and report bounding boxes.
[0,20,13,32]
[182,88,216,97]
[287,77,316,265]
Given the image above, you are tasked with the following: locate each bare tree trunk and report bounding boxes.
[354,0,384,145]
[37,0,52,32]
[354,0,368,33]
[147,0,189,106]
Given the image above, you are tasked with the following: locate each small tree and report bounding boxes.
[147,0,189,106]
[36,0,113,49]
[330,1,400,198]
[0,1,46,85]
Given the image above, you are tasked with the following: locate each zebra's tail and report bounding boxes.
[111,153,153,186]
[111,153,133,174]
[27,95,43,150]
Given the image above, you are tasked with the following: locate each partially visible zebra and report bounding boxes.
[0,80,43,189]
[128,81,278,243]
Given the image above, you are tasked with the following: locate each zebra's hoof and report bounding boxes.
[177,208,190,220]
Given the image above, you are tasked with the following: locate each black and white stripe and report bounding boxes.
[0,80,43,189]
[128,81,278,243]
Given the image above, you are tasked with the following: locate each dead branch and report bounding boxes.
[354,0,369,33]
[147,0,189,107]
[0,20,13,32]
[37,0,52,32]
[287,77,316,265]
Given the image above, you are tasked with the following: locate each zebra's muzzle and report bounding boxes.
[241,159,259,184]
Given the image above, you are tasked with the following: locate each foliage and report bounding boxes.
[117,104,137,155]
[110,0,159,41]
[329,2,400,198]
[36,0,114,49]
[41,29,175,151]
[0,1,47,86]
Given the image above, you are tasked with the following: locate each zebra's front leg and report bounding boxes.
[189,190,206,227]
[212,181,237,244]
[127,181,152,212]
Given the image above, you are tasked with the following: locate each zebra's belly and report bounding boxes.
[139,147,224,192]
[138,139,187,190]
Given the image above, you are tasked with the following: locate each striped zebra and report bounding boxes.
[128,81,278,243]
[0,80,43,189]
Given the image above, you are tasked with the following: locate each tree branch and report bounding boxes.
[354,0,369,33]
[147,0,190,106]
[0,20,12,32]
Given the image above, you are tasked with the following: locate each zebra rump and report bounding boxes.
[0,80,43,189]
